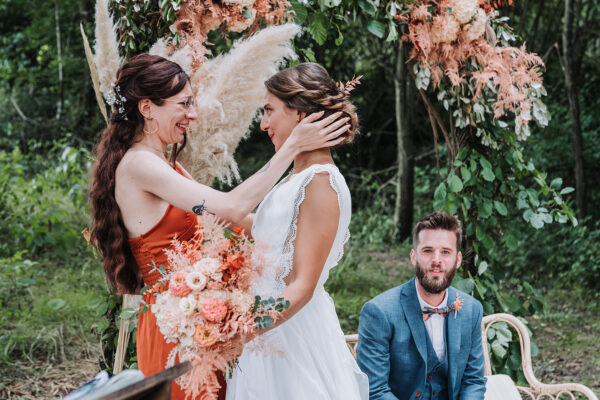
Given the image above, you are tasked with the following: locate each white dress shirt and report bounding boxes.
[416,283,448,362]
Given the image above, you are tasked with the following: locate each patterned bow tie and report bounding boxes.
[422,306,451,321]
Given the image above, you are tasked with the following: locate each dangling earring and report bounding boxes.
[143,114,158,135]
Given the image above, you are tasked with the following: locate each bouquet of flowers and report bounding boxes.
[145,215,288,399]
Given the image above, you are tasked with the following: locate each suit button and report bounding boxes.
[428,374,433,379]
[415,392,421,398]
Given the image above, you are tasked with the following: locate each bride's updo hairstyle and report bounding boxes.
[264,63,359,143]
[89,54,190,294]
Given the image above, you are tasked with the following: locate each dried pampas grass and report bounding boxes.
[178,23,300,185]
[149,39,195,77]
[93,0,121,98]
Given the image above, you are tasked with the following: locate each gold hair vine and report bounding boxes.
[336,75,363,95]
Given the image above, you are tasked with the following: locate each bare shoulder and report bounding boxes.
[302,171,339,213]
[117,149,168,179]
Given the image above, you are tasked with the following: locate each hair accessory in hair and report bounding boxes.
[336,75,363,95]
[106,84,128,120]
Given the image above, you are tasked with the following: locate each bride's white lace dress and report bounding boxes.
[226,163,369,400]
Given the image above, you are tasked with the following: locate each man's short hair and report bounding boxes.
[412,211,462,251]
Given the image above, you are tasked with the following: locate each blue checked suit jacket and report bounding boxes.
[356,277,486,400]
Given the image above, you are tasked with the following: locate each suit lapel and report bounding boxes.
[401,278,428,364]
[447,286,462,393]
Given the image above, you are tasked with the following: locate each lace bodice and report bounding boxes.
[251,164,351,297]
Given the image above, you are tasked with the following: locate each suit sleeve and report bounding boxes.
[458,301,487,399]
[357,301,399,400]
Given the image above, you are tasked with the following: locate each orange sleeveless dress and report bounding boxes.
[128,165,226,400]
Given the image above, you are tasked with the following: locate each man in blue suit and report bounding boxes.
[357,211,486,400]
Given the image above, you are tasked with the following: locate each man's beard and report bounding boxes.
[415,259,457,294]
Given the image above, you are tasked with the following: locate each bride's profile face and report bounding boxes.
[260,91,300,152]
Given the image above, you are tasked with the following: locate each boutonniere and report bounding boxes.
[451,293,464,319]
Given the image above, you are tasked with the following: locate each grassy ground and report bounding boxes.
[0,243,598,399]
[528,286,600,394]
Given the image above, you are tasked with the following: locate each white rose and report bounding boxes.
[193,258,223,280]
[186,271,207,291]
[179,295,197,315]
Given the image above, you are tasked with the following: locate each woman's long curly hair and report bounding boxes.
[89,54,190,294]
[264,62,359,143]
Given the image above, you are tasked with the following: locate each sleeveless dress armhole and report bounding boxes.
[275,165,349,293]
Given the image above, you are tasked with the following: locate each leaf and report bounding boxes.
[530,213,544,229]
[491,340,508,358]
[477,261,488,275]
[494,322,512,344]
[308,13,329,45]
[494,201,508,216]
[119,307,137,320]
[461,166,472,182]
[386,21,398,42]
[452,276,474,293]
[479,200,493,218]
[366,20,386,39]
[96,319,111,334]
[560,187,575,195]
[358,0,376,16]
[320,0,342,7]
[88,297,108,316]
[550,177,563,190]
[505,233,519,250]
[47,298,66,311]
[448,175,463,193]
[434,183,447,201]
[290,1,308,23]
[505,296,522,313]
[482,167,495,182]
[335,24,343,46]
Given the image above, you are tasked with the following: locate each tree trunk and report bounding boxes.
[562,0,586,218]
[55,0,64,120]
[393,43,414,241]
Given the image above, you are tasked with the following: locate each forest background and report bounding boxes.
[0,0,598,398]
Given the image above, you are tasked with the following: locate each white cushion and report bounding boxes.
[484,374,522,400]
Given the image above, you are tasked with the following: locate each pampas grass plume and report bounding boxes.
[178,23,300,185]
[94,0,121,98]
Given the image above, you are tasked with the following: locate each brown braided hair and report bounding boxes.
[264,63,359,143]
[89,54,189,294]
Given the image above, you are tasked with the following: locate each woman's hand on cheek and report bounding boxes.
[285,111,350,153]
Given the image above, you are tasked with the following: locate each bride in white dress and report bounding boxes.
[226,63,369,400]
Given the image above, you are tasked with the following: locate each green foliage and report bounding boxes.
[0,143,106,368]
[0,0,105,149]
[89,291,138,371]
[0,142,92,260]
[110,0,182,58]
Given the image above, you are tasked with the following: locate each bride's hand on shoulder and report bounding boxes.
[285,111,350,154]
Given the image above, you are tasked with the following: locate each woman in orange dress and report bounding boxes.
[88,54,350,399]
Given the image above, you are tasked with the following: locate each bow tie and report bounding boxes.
[422,306,450,321]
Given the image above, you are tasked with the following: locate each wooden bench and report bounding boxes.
[345,313,598,400]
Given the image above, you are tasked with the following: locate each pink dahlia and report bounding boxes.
[201,298,228,323]
[169,270,191,297]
